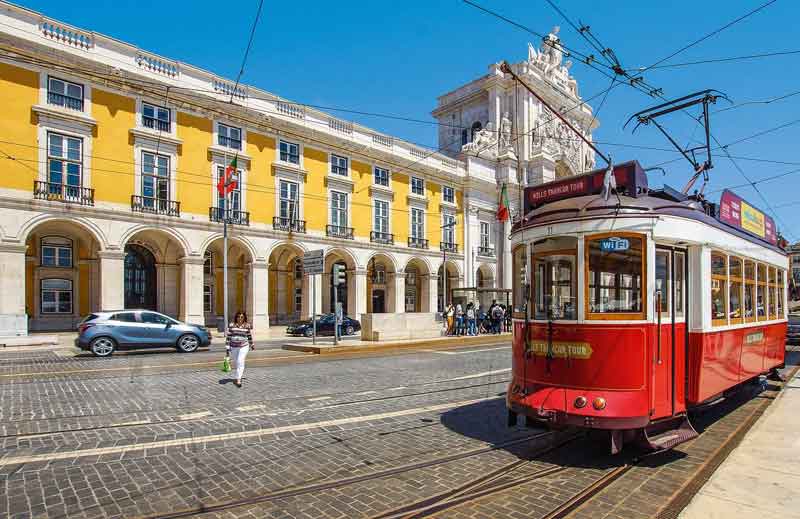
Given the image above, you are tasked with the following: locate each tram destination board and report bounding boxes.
[523,160,648,214]
[717,189,777,245]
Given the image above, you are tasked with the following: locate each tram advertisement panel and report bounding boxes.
[718,189,777,245]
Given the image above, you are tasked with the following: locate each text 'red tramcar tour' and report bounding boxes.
[507,161,788,453]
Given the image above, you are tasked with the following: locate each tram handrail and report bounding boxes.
[655,290,663,365]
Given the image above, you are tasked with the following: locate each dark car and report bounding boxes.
[76,310,212,357]
[788,314,800,345]
[286,313,361,337]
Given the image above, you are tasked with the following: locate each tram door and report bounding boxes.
[653,247,687,418]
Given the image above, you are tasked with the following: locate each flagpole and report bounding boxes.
[223,188,229,337]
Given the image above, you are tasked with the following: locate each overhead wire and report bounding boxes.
[230,0,265,101]
[635,49,800,71]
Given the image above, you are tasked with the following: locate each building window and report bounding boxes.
[471,121,482,141]
[41,237,73,268]
[141,151,170,205]
[294,260,303,280]
[443,186,455,204]
[41,278,72,314]
[331,191,348,228]
[203,251,213,276]
[203,284,212,313]
[411,208,425,239]
[294,287,302,313]
[442,213,455,245]
[374,200,389,235]
[47,77,83,111]
[142,103,170,132]
[461,128,469,146]
[372,264,386,284]
[218,123,242,150]
[411,176,424,196]
[374,166,389,187]
[480,222,490,249]
[279,180,299,220]
[279,140,300,164]
[330,154,348,176]
[47,132,82,193]
[216,165,241,212]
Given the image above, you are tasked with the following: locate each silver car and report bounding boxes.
[76,310,212,357]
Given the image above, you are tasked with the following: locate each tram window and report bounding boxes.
[756,263,767,320]
[744,260,755,322]
[777,270,785,318]
[586,234,644,318]
[532,237,577,320]
[655,250,670,314]
[674,252,685,318]
[729,257,744,325]
[768,267,777,319]
[710,252,728,326]
[512,245,527,315]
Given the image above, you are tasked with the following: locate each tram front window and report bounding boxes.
[587,234,644,318]
[532,237,577,320]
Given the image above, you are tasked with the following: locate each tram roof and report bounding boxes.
[515,161,786,255]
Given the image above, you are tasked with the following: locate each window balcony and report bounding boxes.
[47,91,83,111]
[143,116,170,132]
[478,246,495,257]
[408,237,429,249]
[327,225,354,240]
[440,242,458,253]
[131,195,180,217]
[273,216,306,233]
[370,231,394,245]
[217,135,242,150]
[209,207,250,226]
[33,181,94,206]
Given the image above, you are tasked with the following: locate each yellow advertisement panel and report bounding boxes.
[527,341,593,359]
[740,201,765,238]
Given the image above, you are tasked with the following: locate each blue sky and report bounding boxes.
[20,0,800,241]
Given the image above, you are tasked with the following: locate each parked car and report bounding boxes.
[286,313,361,337]
[76,310,212,357]
[788,313,800,345]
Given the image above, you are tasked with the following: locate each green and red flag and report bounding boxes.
[497,183,510,222]
[216,155,239,197]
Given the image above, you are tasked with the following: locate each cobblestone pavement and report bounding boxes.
[0,343,796,519]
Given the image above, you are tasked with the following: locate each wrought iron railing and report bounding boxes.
[131,195,180,216]
[370,231,393,245]
[33,181,94,206]
[273,216,306,233]
[326,225,354,240]
[408,237,429,249]
[143,116,170,132]
[217,135,242,150]
[209,207,250,226]
[47,91,83,111]
[478,246,495,257]
[440,242,458,253]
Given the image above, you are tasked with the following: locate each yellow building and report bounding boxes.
[0,4,597,337]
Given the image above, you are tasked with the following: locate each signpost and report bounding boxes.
[303,250,324,344]
[332,264,346,345]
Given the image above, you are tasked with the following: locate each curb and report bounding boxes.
[282,333,512,354]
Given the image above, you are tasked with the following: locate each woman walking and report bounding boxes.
[226,311,254,388]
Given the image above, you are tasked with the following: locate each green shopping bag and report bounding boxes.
[221,355,231,373]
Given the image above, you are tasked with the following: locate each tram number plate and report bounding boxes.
[744,330,765,345]
[527,341,593,359]
[599,237,629,252]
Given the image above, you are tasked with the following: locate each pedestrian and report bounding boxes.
[445,302,455,336]
[466,302,477,336]
[455,302,464,336]
[226,311,254,388]
[491,301,504,334]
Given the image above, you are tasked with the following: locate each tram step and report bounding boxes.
[644,416,698,451]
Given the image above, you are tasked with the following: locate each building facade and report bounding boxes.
[0,4,595,336]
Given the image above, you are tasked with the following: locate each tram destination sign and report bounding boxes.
[523,161,648,214]
[717,190,777,245]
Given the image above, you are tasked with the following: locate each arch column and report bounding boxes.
[179,256,205,324]
[426,274,438,314]
[391,272,406,314]
[99,251,125,312]
[249,260,269,331]
[350,269,368,319]
[0,244,28,337]
[302,274,322,319]
[157,263,180,318]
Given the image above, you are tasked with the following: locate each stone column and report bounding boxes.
[527,154,556,186]
[391,272,406,314]
[464,204,481,287]
[426,274,439,314]
[0,244,28,337]
[350,269,368,319]
[276,267,289,318]
[157,263,180,318]
[98,250,125,312]
[249,260,270,331]
[302,273,323,319]
[179,256,205,325]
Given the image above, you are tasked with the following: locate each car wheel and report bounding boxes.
[176,334,200,353]
[304,328,313,338]
[345,325,355,336]
[90,337,116,357]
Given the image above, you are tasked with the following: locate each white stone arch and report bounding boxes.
[364,250,399,273]
[120,224,190,259]
[265,239,309,260]
[402,256,434,313]
[402,255,433,275]
[267,240,309,324]
[198,232,258,263]
[19,214,108,251]
[323,246,358,270]
[323,246,360,317]
[476,262,496,287]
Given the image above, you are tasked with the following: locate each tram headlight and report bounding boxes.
[592,397,607,410]
[573,396,587,409]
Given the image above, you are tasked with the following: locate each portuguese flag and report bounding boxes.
[497,183,510,222]
[216,155,239,197]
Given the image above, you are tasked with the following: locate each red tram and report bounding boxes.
[506,161,789,453]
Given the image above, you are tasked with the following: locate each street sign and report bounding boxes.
[303,250,324,274]
[335,303,343,324]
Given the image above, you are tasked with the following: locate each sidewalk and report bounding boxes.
[679,370,800,519]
